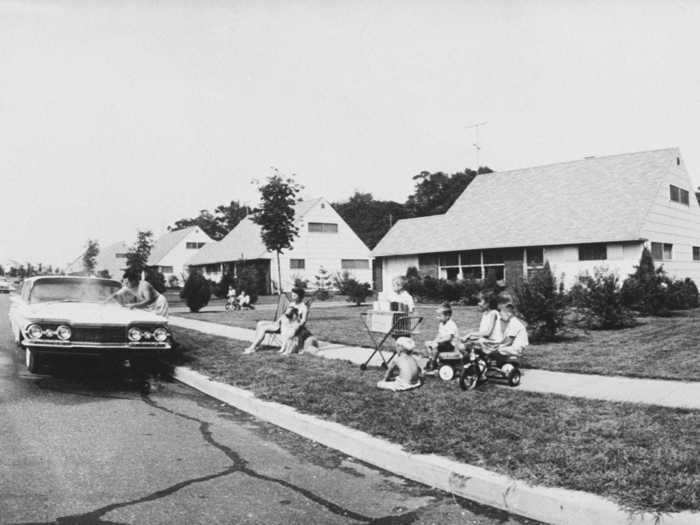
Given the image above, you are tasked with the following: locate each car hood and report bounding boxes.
[25,302,168,325]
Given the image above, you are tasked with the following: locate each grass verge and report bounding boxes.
[167,326,700,514]
[177,305,700,381]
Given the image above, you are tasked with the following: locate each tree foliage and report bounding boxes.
[405,167,492,217]
[181,270,211,312]
[512,262,567,341]
[169,200,251,241]
[332,192,408,249]
[570,268,634,329]
[82,239,100,275]
[251,171,303,293]
[125,230,154,275]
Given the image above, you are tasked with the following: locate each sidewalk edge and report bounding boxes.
[172,366,697,525]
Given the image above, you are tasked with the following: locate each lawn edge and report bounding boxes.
[172,365,698,525]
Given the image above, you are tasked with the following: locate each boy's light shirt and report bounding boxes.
[503,316,528,349]
[437,318,459,343]
[479,310,503,342]
[381,289,415,312]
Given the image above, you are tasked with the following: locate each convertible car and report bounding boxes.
[9,275,171,373]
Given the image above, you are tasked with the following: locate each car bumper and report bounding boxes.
[23,340,171,357]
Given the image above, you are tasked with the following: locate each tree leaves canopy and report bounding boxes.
[126,230,154,275]
[82,239,100,274]
[251,174,302,254]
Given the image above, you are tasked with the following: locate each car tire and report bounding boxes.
[25,348,42,374]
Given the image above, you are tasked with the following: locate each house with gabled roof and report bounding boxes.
[372,148,700,290]
[147,226,212,286]
[187,197,372,294]
[65,241,130,279]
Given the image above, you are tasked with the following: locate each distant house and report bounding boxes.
[187,197,372,294]
[147,226,212,287]
[372,148,700,290]
[65,241,130,279]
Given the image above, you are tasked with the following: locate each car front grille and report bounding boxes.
[72,326,126,344]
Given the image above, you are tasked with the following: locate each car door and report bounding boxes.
[8,281,30,340]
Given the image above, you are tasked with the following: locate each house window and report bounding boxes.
[437,249,507,281]
[341,259,369,270]
[205,264,220,273]
[651,242,673,260]
[290,259,305,270]
[526,247,544,267]
[186,242,206,249]
[115,253,128,259]
[308,222,338,233]
[693,247,700,261]
[160,266,174,273]
[459,250,482,279]
[680,189,690,205]
[578,244,607,261]
[670,185,689,205]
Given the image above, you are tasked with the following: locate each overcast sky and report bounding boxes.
[2,0,700,268]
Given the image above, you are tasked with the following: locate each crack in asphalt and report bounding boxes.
[12,393,423,524]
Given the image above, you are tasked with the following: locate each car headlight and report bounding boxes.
[153,327,168,342]
[27,324,43,339]
[56,325,72,341]
[128,327,143,342]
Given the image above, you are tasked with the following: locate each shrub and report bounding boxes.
[313,267,332,301]
[403,267,484,304]
[181,271,211,313]
[512,262,567,341]
[215,273,236,299]
[145,268,166,294]
[665,277,699,310]
[621,248,673,316]
[234,265,259,304]
[570,268,635,329]
[343,278,372,305]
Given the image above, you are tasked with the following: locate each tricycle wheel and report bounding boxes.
[508,368,521,387]
[438,364,455,381]
[459,364,479,391]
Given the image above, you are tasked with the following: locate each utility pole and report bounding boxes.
[466,121,487,172]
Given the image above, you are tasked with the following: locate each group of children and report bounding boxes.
[377,276,529,392]
[226,286,252,311]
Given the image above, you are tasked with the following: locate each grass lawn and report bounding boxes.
[166,326,699,514]
[177,304,700,381]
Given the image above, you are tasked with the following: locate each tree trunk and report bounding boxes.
[276,251,283,295]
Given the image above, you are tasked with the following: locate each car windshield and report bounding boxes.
[29,280,122,304]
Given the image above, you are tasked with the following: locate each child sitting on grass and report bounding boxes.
[424,302,460,371]
[376,337,421,391]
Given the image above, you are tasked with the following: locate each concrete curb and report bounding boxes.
[173,366,698,525]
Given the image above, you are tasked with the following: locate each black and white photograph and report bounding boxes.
[0,1,698,524]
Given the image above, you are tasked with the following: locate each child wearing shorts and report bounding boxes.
[376,337,421,391]
[424,302,460,371]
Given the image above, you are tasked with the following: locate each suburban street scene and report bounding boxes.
[1,2,699,525]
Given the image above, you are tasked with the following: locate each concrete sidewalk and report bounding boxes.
[169,300,354,315]
[169,316,700,410]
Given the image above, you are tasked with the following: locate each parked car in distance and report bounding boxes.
[0,278,11,293]
[8,276,171,373]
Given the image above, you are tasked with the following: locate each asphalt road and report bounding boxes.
[0,295,539,525]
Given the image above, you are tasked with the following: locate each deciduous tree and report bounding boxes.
[251,171,302,294]
[82,239,100,275]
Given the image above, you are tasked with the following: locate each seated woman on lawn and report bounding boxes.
[244,287,310,354]
[461,291,502,347]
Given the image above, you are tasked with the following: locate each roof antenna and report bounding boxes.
[466,121,487,172]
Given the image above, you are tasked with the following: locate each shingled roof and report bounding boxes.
[187,198,324,266]
[148,227,202,266]
[372,148,683,257]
